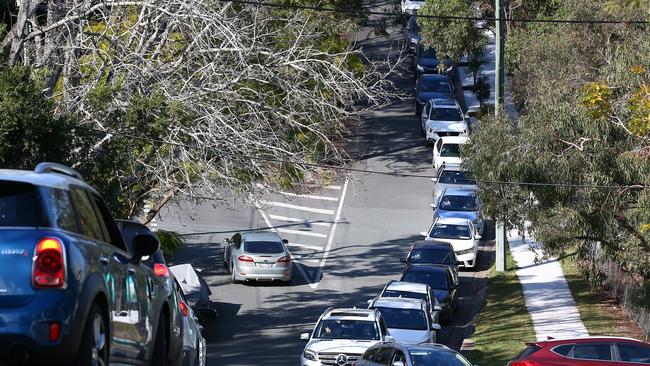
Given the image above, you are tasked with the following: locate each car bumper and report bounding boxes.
[301,355,322,366]
[236,266,292,282]
[456,250,477,268]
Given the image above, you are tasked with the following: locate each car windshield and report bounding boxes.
[420,79,451,93]
[382,290,428,301]
[430,224,472,240]
[409,18,421,32]
[420,47,437,58]
[438,171,476,185]
[409,351,472,365]
[244,241,285,254]
[373,307,428,330]
[402,270,449,290]
[0,181,45,227]
[440,143,460,157]
[438,195,478,211]
[314,319,380,340]
[431,107,463,121]
[409,248,454,265]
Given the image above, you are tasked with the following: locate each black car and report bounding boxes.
[413,44,452,78]
[0,163,181,366]
[403,15,421,54]
[401,241,460,282]
[400,264,458,322]
[414,74,455,115]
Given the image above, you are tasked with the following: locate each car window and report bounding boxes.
[552,344,573,356]
[244,241,284,254]
[373,347,395,365]
[89,194,128,251]
[438,170,475,185]
[373,307,428,330]
[431,107,463,121]
[440,143,461,157]
[410,248,454,265]
[402,269,449,290]
[431,224,472,240]
[409,350,471,365]
[378,316,389,336]
[439,195,478,211]
[617,343,650,363]
[381,290,427,301]
[0,181,46,227]
[314,320,379,340]
[70,188,107,242]
[43,188,78,232]
[573,344,612,361]
[392,350,407,365]
[362,347,380,361]
[421,79,451,93]
[435,139,443,152]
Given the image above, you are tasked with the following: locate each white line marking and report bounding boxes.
[277,228,328,238]
[286,243,324,251]
[268,214,332,227]
[259,201,335,215]
[295,258,321,264]
[278,191,339,201]
[324,185,341,190]
[312,179,349,289]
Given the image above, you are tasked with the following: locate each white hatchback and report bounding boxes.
[422,217,481,268]
[432,136,469,173]
[420,99,468,147]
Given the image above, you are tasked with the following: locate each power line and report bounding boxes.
[78,126,648,190]
[219,0,650,25]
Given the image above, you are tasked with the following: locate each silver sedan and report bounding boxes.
[223,232,293,283]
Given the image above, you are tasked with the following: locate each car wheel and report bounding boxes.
[152,315,169,365]
[231,264,239,284]
[76,303,109,366]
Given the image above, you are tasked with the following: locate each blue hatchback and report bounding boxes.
[0,163,180,366]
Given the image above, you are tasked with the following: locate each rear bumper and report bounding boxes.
[236,265,292,282]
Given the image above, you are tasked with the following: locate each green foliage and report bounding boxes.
[418,0,486,62]
[154,230,184,259]
[0,65,74,169]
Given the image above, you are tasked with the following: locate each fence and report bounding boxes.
[601,260,650,340]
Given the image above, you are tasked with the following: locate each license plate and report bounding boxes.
[257,263,274,268]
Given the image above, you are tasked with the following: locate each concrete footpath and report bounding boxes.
[508,228,589,340]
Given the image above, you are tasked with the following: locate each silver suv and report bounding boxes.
[300,308,394,366]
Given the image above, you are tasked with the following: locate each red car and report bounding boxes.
[508,336,650,366]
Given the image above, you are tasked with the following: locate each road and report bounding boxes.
[156,4,495,365]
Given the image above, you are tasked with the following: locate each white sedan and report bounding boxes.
[421,217,481,268]
[432,136,469,173]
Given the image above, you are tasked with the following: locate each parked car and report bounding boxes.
[403,15,421,54]
[422,217,481,268]
[356,342,474,366]
[432,186,484,235]
[367,297,441,344]
[400,264,458,322]
[300,308,394,366]
[508,336,650,366]
[432,136,469,174]
[170,263,217,323]
[413,44,452,78]
[401,241,460,284]
[401,0,425,14]
[414,74,455,116]
[0,163,180,366]
[431,164,477,204]
[173,278,207,366]
[420,98,468,146]
[223,232,292,283]
[376,280,442,327]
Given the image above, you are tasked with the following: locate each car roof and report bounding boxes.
[385,281,430,294]
[0,169,91,192]
[439,136,469,144]
[420,74,448,81]
[241,231,282,242]
[431,98,460,108]
[442,186,478,196]
[371,297,426,310]
[411,241,454,250]
[435,217,471,225]
[541,336,649,345]
[405,343,452,352]
[406,264,449,273]
[324,308,378,321]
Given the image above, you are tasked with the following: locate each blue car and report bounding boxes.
[414,74,455,116]
[0,163,182,366]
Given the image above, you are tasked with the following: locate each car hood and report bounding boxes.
[435,238,475,251]
[433,183,477,201]
[436,210,478,222]
[387,328,430,344]
[303,339,378,354]
[418,57,440,67]
[432,289,450,302]
[418,92,452,103]
[425,120,467,132]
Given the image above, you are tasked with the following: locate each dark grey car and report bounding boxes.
[356,342,473,366]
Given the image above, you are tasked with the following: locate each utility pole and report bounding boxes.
[495,0,507,272]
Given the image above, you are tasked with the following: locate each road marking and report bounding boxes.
[312,179,349,289]
[277,228,328,238]
[259,201,335,215]
[324,185,341,190]
[277,191,339,201]
[285,243,324,251]
[292,255,321,264]
[268,214,331,227]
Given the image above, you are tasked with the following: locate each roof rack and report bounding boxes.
[34,162,84,181]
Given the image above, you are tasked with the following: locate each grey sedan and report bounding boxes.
[223,232,293,283]
[356,342,473,366]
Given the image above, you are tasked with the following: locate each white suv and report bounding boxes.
[300,308,393,366]
[420,99,468,147]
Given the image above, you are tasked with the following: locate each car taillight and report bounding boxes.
[49,322,60,342]
[238,255,254,262]
[32,238,66,288]
[277,256,291,263]
[511,361,541,366]
[179,300,189,317]
[154,263,170,277]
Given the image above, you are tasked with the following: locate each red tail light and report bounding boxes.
[33,238,66,288]
[238,255,254,262]
[511,361,541,366]
[277,256,291,263]
[179,300,189,317]
[49,322,60,342]
[154,263,170,277]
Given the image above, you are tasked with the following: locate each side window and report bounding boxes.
[392,350,406,366]
[372,348,394,366]
[70,188,107,242]
[90,194,127,252]
[573,344,612,361]
[378,316,388,337]
[552,344,573,357]
[617,343,650,364]
[44,188,78,233]
[232,233,242,248]
[362,348,380,361]
[435,139,443,153]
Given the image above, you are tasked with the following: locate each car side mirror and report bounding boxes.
[432,323,442,330]
[420,231,429,238]
[430,177,438,182]
[430,203,437,209]
[300,332,310,341]
[282,239,289,245]
[384,335,395,343]
[400,257,407,263]
[132,234,159,263]
[434,305,442,311]
[475,234,482,240]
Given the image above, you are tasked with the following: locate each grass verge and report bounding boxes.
[465,246,535,366]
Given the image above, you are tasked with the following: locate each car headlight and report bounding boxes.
[456,248,474,255]
[417,64,425,72]
[428,127,433,133]
[303,350,318,361]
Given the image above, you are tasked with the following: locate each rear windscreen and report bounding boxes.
[0,181,45,227]
[244,241,284,254]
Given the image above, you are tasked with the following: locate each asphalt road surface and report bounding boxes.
[156,4,495,365]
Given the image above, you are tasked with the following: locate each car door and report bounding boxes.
[570,342,615,366]
[614,342,650,365]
